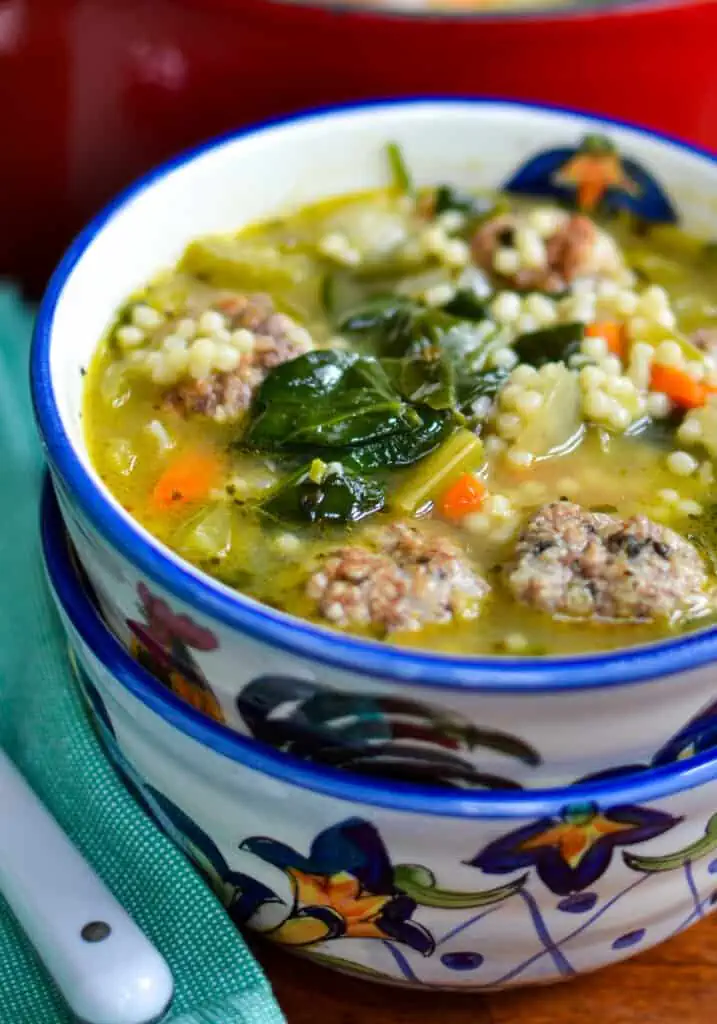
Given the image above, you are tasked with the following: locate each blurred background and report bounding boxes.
[3,0,716,297]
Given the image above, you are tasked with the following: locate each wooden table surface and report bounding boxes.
[252,915,717,1023]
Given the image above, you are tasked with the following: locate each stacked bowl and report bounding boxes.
[33,100,717,990]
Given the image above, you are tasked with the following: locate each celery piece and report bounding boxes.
[391,428,483,514]
[512,364,583,457]
[682,401,717,459]
[386,141,414,196]
[176,503,233,561]
[625,248,685,287]
[628,324,704,363]
[181,237,313,293]
[647,223,706,259]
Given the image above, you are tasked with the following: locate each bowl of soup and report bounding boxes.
[41,476,717,989]
[32,99,717,790]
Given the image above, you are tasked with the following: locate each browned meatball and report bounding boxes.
[505,501,708,622]
[164,293,312,421]
[306,522,488,634]
[472,212,620,294]
[692,327,717,361]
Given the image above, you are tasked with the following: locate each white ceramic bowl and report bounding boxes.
[42,477,717,990]
[32,98,717,790]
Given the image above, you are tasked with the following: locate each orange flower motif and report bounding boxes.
[272,870,393,945]
[520,814,634,869]
[471,800,680,896]
[553,135,639,212]
[240,818,435,954]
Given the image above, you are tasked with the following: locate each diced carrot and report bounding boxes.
[586,321,626,359]
[152,451,223,509]
[650,364,707,410]
[438,473,487,521]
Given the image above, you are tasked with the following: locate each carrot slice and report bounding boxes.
[650,364,707,410]
[152,451,223,509]
[586,321,626,359]
[438,473,487,521]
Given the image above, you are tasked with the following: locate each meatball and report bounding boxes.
[472,211,623,294]
[164,293,312,421]
[505,501,707,622]
[692,327,717,361]
[306,522,488,634]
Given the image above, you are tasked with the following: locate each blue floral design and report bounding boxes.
[469,800,680,896]
[240,817,435,954]
[504,132,677,223]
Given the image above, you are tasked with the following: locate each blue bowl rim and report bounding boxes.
[41,475,717,818]
[31,95,717,696]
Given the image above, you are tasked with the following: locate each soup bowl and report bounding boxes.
[41,477,717,990]
[31,98,717,791]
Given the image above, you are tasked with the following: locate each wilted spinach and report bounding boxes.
[433,186,505,223]
[262,464,385,524]
[458,368,510,409]
[339,296,422,355]
[513,322,585,367]
[383,350,457,412]
[341,408,451,472]
[243,350,420,450]
[442,289,489,321]
[625,411,682,450]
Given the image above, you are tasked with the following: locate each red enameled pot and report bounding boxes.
[3,0,715,294]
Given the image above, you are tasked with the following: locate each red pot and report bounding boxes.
[4,0,716,294]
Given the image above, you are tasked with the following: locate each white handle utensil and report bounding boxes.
[0,748,174,1024]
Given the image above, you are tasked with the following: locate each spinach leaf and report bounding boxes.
[513,322,585,367]
[339,296,421,352]
[341,298,496,366]
[244,350,420,450]
[433,186,504,221]
[625,411,682,450]
[383,350,457,412]
[441,289,489,321]
[262,465,385,524]
[458,368,510,409]
[342,408,451,472]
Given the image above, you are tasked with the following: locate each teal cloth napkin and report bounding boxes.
[0,283,286,1024]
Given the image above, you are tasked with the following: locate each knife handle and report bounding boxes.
[0,748,174,1024]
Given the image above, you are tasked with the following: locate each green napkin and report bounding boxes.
[0,283,286,1024]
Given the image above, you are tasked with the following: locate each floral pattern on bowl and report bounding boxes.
[504,132,678,222]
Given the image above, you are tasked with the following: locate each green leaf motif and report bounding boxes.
[624,813,717,873]
[451,724,541,767]
[394,864,527,908]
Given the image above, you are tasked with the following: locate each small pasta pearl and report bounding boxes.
[491,292,522,324]
[654,340,684,368]
[116,325,145,349]
[678,416,704,442]
[515,390,543,415]
[666,450,699,477]
[494,248,521,276]
[198,310,227,334]
[505,448,534,468]
[646,391,672,419]
[131,304,163,330]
